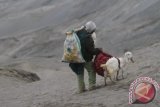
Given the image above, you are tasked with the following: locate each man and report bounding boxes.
[69,21,101,93]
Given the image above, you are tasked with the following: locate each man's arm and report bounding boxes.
[85,36,101,55]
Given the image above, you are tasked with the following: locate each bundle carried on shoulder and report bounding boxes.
[62,31,85,63]
[94,51,112,77]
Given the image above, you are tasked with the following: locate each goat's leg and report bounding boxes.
[104,71,107,86]
[121,69,124,79]
[109,76,116,83]
[104,77,107,86]
[116,70,119,81]
[122,69,128,79]
[110,71,116,83]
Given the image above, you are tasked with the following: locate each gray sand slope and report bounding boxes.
[0,0,160,107]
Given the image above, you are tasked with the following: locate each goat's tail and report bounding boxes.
[100,64,114,76]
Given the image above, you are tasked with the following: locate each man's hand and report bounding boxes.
[99,48,103,51]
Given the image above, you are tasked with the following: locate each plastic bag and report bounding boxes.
[62,31,85,63]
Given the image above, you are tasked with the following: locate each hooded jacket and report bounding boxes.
[76,28,101,62]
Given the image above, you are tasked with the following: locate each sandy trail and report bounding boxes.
[0,42,159,107]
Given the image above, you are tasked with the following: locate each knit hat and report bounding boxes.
[85,21,96,33]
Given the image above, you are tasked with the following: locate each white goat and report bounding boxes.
[101,51,134,85]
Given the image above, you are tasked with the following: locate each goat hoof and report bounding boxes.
[112,81,116,83]
[104,84,107,86]
[122,76,127,80]
[112,82,116,85]
[116,78,119,81]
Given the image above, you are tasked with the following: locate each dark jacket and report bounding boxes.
[76,28,101,62]
[69,28,101,75]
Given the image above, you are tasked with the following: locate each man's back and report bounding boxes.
[76,28,99,62]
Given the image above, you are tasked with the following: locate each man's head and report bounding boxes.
[85,21,96,33]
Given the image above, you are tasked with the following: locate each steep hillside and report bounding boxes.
[0,0,160,59]
[0,0,160,107]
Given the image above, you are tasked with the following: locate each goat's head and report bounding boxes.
[124,51,134,63]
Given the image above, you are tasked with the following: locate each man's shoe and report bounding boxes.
[88,85,97,91]
[76,89,86,94]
